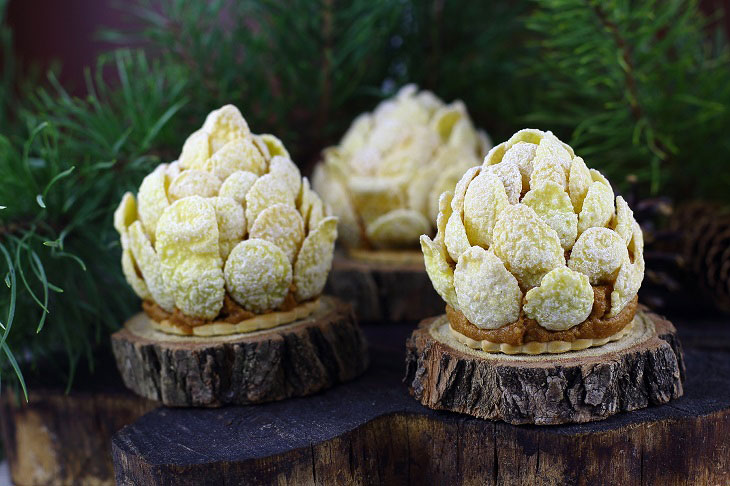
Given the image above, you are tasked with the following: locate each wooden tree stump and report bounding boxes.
[325,250,443,323]
[0,373,156,486]
[111,320,730,486]
[405,308,684,424]
[111,296,368,407]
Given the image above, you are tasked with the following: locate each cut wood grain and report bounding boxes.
[325,250,443,323]
[112,320,730,486]
[111,296,368,407]
[405,309,685,424]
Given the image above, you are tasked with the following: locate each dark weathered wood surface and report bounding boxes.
[112,320,730,486]
[0,371,156,486]
[111,296,368,407]
[325,251,443,324]
[405,309,685,424]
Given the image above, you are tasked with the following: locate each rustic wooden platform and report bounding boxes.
[324,250,443,324]
[406,309,684,424]
[112,320,730,485]
[111,296,368,407]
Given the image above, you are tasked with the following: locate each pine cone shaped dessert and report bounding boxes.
[313,84,491,250]
[422,129,645,354]
[114,105,337,335]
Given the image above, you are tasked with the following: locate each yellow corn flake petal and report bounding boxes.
[505,128,545,147]
[128,221,175,311]
[463,172,509,248]
[258,133,290,160]
[407,164,440,216]
[568,156,591,213]
[245,173,297,231]
[307,193,325,237]
[609,251,644,317]
[203,138,267,180]
[428,163,473,223]
[339,114,372,156]
[294,216,338,301]
[436,191,453,242]
[629,220,644,262]
[530,152,567,192]
[249,203,305,263]
[348,175,405,225]
[366,209,431,248]
[114,192,137,236]
[524,267,593,331]
[421,235,457,308]
[156,197,224,319]
[454,246,522,329]
[212,196,245,259]
[178,129,210,170]
[578,181,615,234]
[522,181,578,250]
[533,131,572,172]
[431,101,465,141]
[492,204,565,288]
[501,141,537,188]
[416,90,442,113]
[450,165,481,214]
[312,167,361,248]
[482,141,508,166]
[612,196,634,246]
[251,135,271,161]
[448,117,478,149]
[121,248,150,300]
[568,227,628,285]
[224,239,292,313]
[269,155,302,198]
[137,164,170,239]
[444,210,471,262]
[476,130,493,156]
[166,161,181,180]
[219,170,259,207]
[202,105,251,153]
[484,161,521,204]
[168,169,222,202]
[590,168,611,188]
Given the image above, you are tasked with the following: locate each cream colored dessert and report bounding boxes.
[114,105,337,335]
[421,128,644,353]
[312,85,491,250]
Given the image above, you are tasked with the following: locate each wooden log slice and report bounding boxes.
[111,296,368,407]
[0,377,156,486]
[111,322,730,486]
[405,308,685,425]
[325,250,442,324]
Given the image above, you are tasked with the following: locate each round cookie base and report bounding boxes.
[111,296,369,407]
[405,306,685,424]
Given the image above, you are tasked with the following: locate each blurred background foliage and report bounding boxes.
[0,0,729,392]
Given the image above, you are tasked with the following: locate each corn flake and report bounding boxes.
[407,164,440,216]
[444,210,471,262]
[202,105,251,152]
[524,267,593,331]
[612,196,634,246]
[114,192,137,237]
[484,161,521,204]
[578,181,615,234]
[436,191,453,243]
[269,155,302,199]
[590,168,611,188]
[568,227,627,285]
[168,169,222,202]
[448,117,477,149]
[121,248,150,300]
[451,166,481,214]
[128,221,175,311]
[312,168,361,248]
[429,163,473,223]
[463,172,509,248]
[609,251,644,317]
[505,128,544,147]
[212,196,245,259]
[534,131,572,172]
[245,173,297,230]
[501,142,537,188]
[568,157,591,213]
[219,170,259,207]
[491,204,565,288]
[224,239,292,313]
[155,197,224,319]
[348,175,404,225]
[258,133,290,160]
[522,181,578,250]
[203,138,267,180]
[294,217,338,301]
[366,209,431,248]
[482,141,508,166]
[530,152,567,192]
[178,129,210,170]
[431,101,465,141]
[137,164,170,239]
[421,235,457,308]
[454,246,522,329]
[249,203,305,263]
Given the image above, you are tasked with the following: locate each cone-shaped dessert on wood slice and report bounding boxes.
[406,128,684,424]
[111,105,368,407]
[313,85,492,322]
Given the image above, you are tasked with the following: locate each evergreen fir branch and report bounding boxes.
[0,49,188,393]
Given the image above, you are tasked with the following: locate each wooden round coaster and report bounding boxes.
[111,296,369,407]
[325,249,443,323]
[405,308,684,424]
